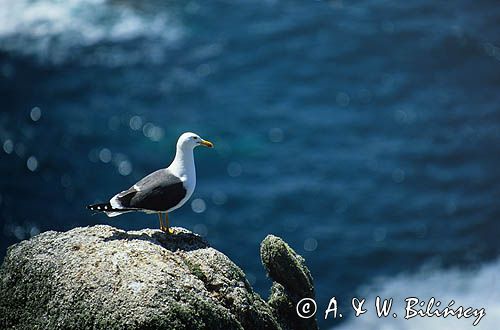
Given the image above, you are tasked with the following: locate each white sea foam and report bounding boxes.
[335,259,500,329]
[0,0,183,64]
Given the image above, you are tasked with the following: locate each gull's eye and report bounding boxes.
[192,136,198,140]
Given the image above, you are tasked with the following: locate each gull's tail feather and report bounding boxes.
[87,202,134,217]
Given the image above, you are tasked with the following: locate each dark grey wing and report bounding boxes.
[115,169,187,211]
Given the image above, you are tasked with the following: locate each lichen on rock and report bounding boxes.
[0,226,316,330]
[261,235,318,330]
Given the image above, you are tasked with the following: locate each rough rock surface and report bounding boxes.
[261,235,317,330]
[0,225,317,330]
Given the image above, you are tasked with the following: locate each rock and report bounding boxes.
[261,235,318,330]
[0,225,280,330]
[0,226,317,330]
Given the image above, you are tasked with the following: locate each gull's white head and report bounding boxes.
[177,132,214,150]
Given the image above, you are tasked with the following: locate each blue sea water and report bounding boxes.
[1,0,500,328]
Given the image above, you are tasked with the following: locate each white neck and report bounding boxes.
[169,145,195,179]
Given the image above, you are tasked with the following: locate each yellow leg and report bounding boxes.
[158,212,165,232]
[164,212,173,234]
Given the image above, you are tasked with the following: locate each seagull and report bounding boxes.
[87,132,214,233]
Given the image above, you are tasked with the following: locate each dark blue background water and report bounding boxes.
[1,1,500,328]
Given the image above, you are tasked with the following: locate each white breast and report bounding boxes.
[167,142,197,213]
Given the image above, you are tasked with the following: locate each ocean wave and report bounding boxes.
[335,259,500,329]
[0,0,183,64]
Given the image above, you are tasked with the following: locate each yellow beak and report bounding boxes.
[199,139,214,148]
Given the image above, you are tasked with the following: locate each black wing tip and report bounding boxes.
[87,202,110,211]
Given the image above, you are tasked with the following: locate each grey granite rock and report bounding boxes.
[0,226,317,330]
[0,225,280,330]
